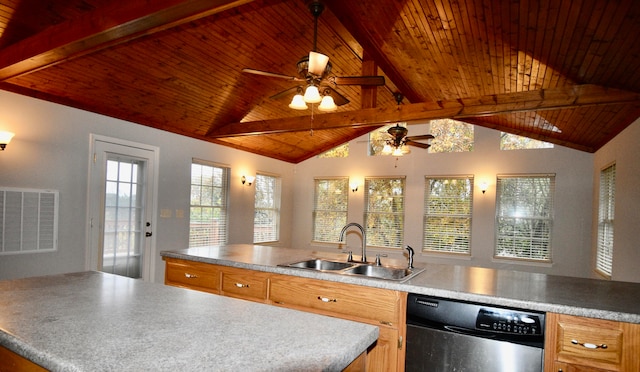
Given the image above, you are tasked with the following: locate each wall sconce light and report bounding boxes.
[0,131,15,151]
[350,183,359,193]
[479,181,489,194]
[241,175,255,186]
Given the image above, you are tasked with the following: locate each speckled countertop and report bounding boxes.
[161,244,640,324]
[0,271,378,372]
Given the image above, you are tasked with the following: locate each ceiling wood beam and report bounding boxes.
[0,0,253,81]
[210,85,640,137]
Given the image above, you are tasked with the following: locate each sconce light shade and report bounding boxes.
[0,131,15,151]
[350,182,358,193]
[289,93,308,110]
[242,175,255,186]
[479,181,489,194]
[317,94,337,112]
[303,85,322,103]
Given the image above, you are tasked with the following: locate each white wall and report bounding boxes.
[0,91,294,282]
[291,123,596,278]
[593,118,640,283]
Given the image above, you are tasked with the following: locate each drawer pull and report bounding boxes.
[235,283,250,288]
[317,296,337,303]
[571,339,608,349]
[184,273,198,279]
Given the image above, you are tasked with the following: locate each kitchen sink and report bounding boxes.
[279,258,424,281]
[281,259,356,271]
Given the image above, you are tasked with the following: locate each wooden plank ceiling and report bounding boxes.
[0,0,638,163]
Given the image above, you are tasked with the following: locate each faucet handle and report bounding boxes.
[375,254,381,266]
[347,251,353,262]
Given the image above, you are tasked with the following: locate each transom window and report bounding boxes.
[189,161,229,247]
[495,174,555,261]
[364,177,405,249]
[312,178,348,242]
[254,173,281,243]
[423,176,473,254]
[596,163,615,277]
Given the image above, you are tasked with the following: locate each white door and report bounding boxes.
[87,135,158,281]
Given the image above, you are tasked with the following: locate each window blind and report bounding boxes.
[254,174,281,243]
[596,164,615,277]
[364,177,405,249]
[312,178,348,242]
[495,175,555,261]
[423,177,473,254]
[189,161,229,247]
[0,188,58,254]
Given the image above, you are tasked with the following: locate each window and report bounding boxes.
[312,178,348,242]
[500,133,554,150]
[365,177,405,249]
[189,161,229,247]
[428,119,474,153]
[254,173,281,243]
[596,164,615,277]
[0,187,58,254]
[495,175,555,261]
[423,176,473,254]
[318,143,349,158]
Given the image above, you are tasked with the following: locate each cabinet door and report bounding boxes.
[553,361,615,372]
[366,326,399,372]
[164,258,220,294]
[220,266,270,302]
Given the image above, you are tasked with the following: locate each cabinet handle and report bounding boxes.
[317,296,337,303]
[235,283,250,288]
[571,339,608,349]
[184,273,198,278]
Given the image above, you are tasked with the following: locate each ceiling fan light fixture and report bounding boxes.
[303,85,322,103]
[318,94,337,111]
[289,93,308,110]
[308,51,329,76]
[382,143,393,155]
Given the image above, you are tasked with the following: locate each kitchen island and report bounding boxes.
[0,271,378,371]
[161,244,640,323]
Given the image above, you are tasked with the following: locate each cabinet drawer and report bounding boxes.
[164,258,220,294]
[554,314,623,370]
[269,274,401,325]
[220,267,269,301]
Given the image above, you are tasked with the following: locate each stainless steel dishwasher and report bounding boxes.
[405,293,546,372]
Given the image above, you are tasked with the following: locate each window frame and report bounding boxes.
[253,173,281,244]
[364,176,405,249]
[188,159,229,247]
[595,163,615,278]
[494,174,555,262]
[423,175,474,255]
[312,177,349,243]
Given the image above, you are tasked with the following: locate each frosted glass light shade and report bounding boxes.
[289,94,308,110]
[303,85,322,103]
[0,131,14,150]
[318,95,337,111]
[308,51,329,75]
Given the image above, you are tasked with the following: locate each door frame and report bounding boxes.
[86,134,160,281]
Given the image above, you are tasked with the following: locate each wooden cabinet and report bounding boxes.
[164,258,220,294]
[220,266,270,302]
[0,345,47,372]
[163,258,406,372]
[544,313,640,372]
[270,274,406,372]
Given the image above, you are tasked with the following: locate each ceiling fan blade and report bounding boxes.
[407,134,435,141]
[325,87,349,106]
[269,86,301,100]
[242,68,304,81]
[333,76,385,86]
[308,51,329,76]
[406,140,431,149]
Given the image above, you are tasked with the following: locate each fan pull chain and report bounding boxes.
[310,105,315,136]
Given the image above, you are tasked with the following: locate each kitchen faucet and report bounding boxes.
[339,222,367,262]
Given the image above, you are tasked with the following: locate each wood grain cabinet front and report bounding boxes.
[220,266,270,302]
[544,313,640,372]
[164,258,220,294]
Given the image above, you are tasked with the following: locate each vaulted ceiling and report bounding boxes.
[0,0,639,163]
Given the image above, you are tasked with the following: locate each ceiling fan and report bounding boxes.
[381,93,435,156]
[241,1,385,111]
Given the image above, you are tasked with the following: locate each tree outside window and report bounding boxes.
[312,178,348,242]
[364,177,405,249]
[189,162,229,247]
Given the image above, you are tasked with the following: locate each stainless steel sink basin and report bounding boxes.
[279,257,424,281]
[282,259,355,271]
[343,265,424,281]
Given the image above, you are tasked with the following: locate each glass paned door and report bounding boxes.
[101,157,145,278]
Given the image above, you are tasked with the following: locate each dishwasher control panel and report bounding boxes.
[476,308,542,335]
